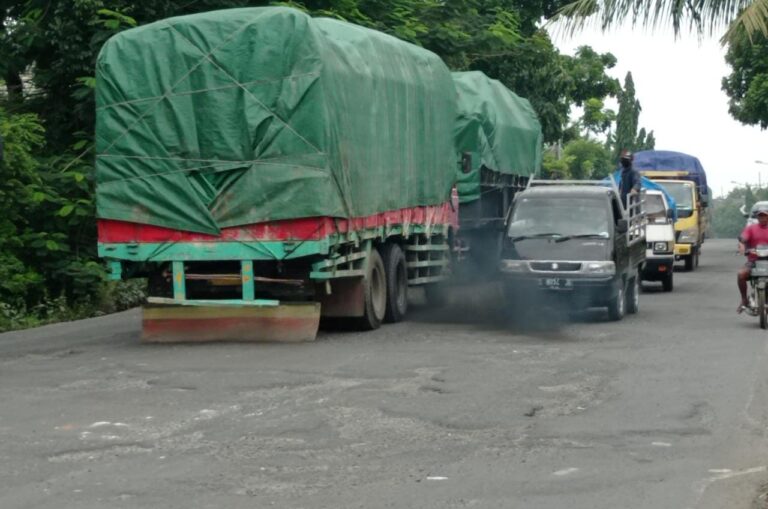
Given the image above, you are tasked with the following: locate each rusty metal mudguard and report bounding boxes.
[141,302,321,343]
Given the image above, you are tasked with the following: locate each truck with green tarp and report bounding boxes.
[443,71,543,288]
[95,7,458,342]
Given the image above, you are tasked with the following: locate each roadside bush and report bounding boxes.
[0,107,148,333]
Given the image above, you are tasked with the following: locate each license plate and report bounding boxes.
[539,278,573,289]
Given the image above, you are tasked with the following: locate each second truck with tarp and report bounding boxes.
[95,7,459,341]
[444,71,543,288]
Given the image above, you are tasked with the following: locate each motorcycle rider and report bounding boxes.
[738,205,768,312]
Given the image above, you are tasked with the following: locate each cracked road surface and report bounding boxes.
[2,239,768,508]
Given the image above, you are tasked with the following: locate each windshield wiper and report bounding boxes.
[509,232,563,242]
[554,233,609,243]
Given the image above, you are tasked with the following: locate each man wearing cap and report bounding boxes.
[618,150,641,209]
[738,206,768,312]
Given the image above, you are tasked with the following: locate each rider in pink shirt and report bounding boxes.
[738,207,768,312]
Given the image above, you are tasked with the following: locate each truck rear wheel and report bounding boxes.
[382,243,408,323]
[354,248,387,330]
[607,283,626,321]
[355,248,387,330]
[662,272,674,292]
[626,275,640,314]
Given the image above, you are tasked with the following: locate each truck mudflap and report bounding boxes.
[142,298,321,343]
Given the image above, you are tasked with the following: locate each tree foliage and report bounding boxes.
[723,31,768,129]
[711,186,754,238]
[612,72,654,157]
[551,0,768,45]
[709,185,768,239]
[0,108,45,309]
[581,97,616,136]
[549,1,768,132]
[541,137,614,179]
[563,138,614,178]
[476,40,620,142]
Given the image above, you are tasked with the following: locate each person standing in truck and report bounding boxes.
[738,206,768,313]
[618,150,641,209]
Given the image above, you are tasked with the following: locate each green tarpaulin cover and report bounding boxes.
[452,71,542,203]
[95,7,457,235]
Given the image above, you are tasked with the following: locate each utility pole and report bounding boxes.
[756,161,768,189]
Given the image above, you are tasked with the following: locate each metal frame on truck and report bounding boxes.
[99,203,455,342]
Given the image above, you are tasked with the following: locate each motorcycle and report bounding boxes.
[746,245,768,328]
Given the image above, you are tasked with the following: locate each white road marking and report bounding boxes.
[706,466,766,482]
[553,468,579,476]
[690,466,767,507]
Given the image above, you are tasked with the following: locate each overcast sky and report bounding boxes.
[552,25,768,198]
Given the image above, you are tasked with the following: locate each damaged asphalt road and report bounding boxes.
[2,239,768,509]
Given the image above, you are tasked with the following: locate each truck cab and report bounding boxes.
[499,181,645,321]
[647,177,704,271]
[641,189,675,291]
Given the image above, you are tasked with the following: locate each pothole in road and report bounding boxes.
[524,405,543,417]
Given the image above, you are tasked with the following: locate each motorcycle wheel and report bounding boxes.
[759,288,767,330]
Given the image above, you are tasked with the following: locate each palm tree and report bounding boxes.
[551,0,768,43]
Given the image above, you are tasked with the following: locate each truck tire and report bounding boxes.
[662,272,674,292]
[354,248,387,330]
[607,283,626,321]
[684,253,697,271]
[626,275,640,314]
[381,243,408,323]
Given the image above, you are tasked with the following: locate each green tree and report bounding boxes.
[0,108,45,311]
[562,138,613,178]
[563,46,620,105]
[476,37,620,142]
[581,97,616,136]
[723,31,768,129]
[635,127,656,150]
[611,72,654,157]
[613,72,640,157]
[552,0,768,44]
[542,147,572,178]
[711,187,749,238]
